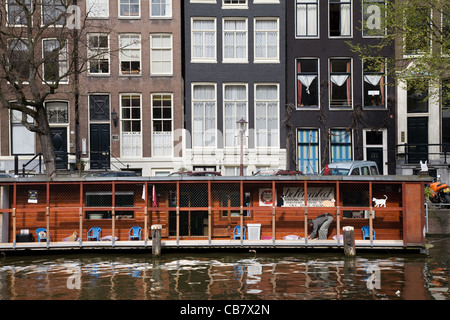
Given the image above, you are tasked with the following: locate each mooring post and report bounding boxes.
[151,224,162,256]
[343,226,356,257]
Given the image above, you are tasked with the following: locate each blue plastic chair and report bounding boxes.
[35,228,50,242]
[87,227,102,241]
[128,226,142,241]
[362,226,375,240]
[233,226,246,240]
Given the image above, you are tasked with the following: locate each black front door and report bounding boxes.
[50,127,68,170]
[407,117,428,163]
[90,124,110,169]
[367,147,383,174]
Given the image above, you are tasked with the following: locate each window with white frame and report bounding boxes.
[43,39,68,83]
[297,129,319,174]
[297,58,319,108]
[363,0,385,37]
[329,0,352,37]
[443,10,450,54]
[119,0,140,18]
[330,128,352,162]
[223,19,247,62]
[255,84,279,147]
[87,0,109,18]
[329,58,352,108]
[152,94,173,157]
[10,108,35,155]
[192,18,216,62]
[150,34,173,75]
[224,84,247,147]
[7,0,32,25]
[151,0,172,18]
[121,94,142,157]
[42,0,66,26]
[119,34,141,75]
[296,0,319,38]
[88,33,109,75]
[254,18,279,62]
[192,84,216,147]
[8,39,30,80]
[363,58,386,108]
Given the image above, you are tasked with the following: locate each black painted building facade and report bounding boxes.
[286,0,396,174]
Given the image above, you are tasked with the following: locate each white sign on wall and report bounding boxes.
[282,187,335,207]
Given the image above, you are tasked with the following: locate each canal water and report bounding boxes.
[0,237,448,302]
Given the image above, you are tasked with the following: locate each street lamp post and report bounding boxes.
[236,118,248,176]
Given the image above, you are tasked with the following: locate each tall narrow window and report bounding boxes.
[329,0,352,37]
[10,109,35,155]
[363,58,386,108]
[296,0,318,37]
[192,84,216,147]
[119,34,141,75]
[254,18,279,62]
[329,58,352,108]
[150,34,173,75]
[43,39,68,83]
[363,0,385,37]
[88,33,110,75]
[404,6,430,55]
[8,39,30,80]
[297,58,319,108]
[255,84,279,147]
[224,84,247,147]
[442,79,450,152]
[121,94,142,157]
[442,9,450,54]
[330,129,352,162]
[297,129,319,174]
[192,19,216,62]
[223,19,247,62]
[152,94,173,157]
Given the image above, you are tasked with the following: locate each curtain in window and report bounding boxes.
[193,85,216,147]
[297,129,319,174]
[224,86,246,147]
[340,0,351,36]
[153,132,172,156]
[255,20,278,59]
[330,129,352,162]
[255,85,278,147]
[122,132,142,157]
[224,20,246,60]
[364,74,385,106]
[193,20,215,59]
[296,1,318,36]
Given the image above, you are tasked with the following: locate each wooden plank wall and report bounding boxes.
[4,179,422,243]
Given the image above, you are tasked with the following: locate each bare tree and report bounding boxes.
[0,0,112,177]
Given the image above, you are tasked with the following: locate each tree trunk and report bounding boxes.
[36,107,57,178]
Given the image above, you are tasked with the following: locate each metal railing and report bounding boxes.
[396,143,450,164]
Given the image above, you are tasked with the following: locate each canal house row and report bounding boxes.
[0,175,428,251]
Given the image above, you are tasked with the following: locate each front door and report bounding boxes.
[407,117,428,164]
[90,124,110,169]
[50,127,68,170]
[366,148,383,174]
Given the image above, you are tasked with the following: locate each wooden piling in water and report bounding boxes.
[343,226,356,257]
[152,224,162,256]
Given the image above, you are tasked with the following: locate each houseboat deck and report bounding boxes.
[0,239,408,253]
[0,175,431,253]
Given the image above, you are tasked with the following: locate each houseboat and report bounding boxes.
[0,175,430,252]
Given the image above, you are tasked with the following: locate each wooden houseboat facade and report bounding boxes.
[0,176,429,252]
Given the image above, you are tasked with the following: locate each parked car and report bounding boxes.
[96,171,139,177]
[168,171,222,177]
[0,173,12,178]
[321,161,379,176]
[252,170,303,176]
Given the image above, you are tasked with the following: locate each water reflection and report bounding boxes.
[0,238,448,300]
